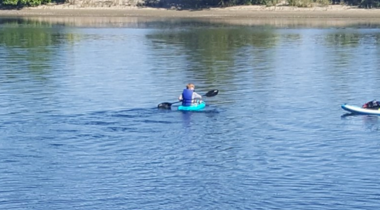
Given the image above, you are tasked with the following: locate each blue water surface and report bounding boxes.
[1,17,380,209]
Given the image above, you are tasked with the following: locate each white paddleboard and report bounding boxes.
[341,104,380,115]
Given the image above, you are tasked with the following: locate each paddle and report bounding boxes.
[157,89,219,109]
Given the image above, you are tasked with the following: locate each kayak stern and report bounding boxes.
[178,102,206,111]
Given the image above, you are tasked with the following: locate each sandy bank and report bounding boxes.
[1,5,380,19]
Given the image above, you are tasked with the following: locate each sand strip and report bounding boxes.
[1,5,380,19]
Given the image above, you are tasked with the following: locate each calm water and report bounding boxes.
[1,17,380,209]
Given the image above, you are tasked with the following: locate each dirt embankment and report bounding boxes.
[0,5,380,19]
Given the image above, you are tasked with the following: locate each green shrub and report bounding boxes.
[1,0,50,6]
[288,0,312,7]
[316,0,330,5]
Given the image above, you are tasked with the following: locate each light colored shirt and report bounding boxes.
[192,92,202,99]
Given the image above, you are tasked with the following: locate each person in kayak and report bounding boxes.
[178,83,202,106]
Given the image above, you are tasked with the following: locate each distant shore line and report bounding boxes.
[1,5,380,18]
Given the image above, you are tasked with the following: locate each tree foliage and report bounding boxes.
[1,0,50,7]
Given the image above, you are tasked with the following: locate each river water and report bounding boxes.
[1,17,380,209]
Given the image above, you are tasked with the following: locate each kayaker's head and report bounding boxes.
[186,83,195,90]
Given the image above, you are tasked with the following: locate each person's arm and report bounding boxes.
[178,94,183,101]
[192,92,202,99]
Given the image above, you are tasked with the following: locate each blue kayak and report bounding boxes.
[178,102,206,111]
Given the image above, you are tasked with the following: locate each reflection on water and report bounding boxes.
[4,16,380,28]
[341,114,380,131]
[147,27,279,86]
[0,19,64,78]
[1,17,380,210]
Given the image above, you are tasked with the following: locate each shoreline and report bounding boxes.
[1,5,380,18]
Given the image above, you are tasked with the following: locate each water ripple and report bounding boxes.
[1,18,380,210]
